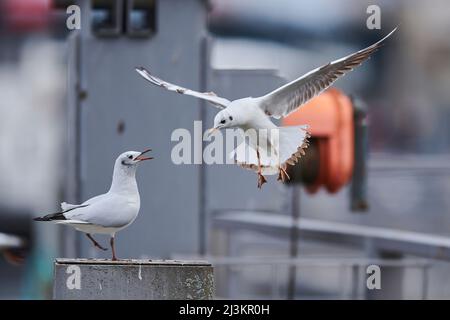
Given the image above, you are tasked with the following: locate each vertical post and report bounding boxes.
[350,96,369,212]
[287,185,301,299]
[351,264,360,299]
[198,36,209,256]
[64,28,83,259]
[271,264,279,299]
[366,250,404,300]
[421,264,429,300]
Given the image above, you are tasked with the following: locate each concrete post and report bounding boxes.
[53,259,215,300]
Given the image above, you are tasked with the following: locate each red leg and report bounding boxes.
[256,148,267,189]
[279,166,290,183]
[86,233,107,251]
[110,236,118,261]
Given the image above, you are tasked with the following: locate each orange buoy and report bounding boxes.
[282,88,354,193]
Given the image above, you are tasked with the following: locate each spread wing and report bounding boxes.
[258,27,397,119]
[135,67,231,109]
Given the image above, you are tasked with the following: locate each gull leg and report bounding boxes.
[86,233,107,251]
[110,236,118,261]
[278,165,291,183]
[256,148,267,189]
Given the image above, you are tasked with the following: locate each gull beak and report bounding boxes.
[135,148,153,161]
[206,127,219,139]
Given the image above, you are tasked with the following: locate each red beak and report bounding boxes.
[135,148,153,161]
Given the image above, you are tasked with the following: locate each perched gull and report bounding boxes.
[136,28,396,188]
[34,149,153,260]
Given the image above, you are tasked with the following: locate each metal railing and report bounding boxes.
[173,255,431,299]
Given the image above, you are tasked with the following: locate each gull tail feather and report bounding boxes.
[230,125,310,175]
[277,125,310,167]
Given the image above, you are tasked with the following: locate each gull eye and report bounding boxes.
[220,119,226,124]
[229,116,233,121]
[127,155,133,159]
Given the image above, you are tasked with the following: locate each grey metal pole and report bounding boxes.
[351,264,360,299]
[287,185,300,299]
[366,250,404,300]
[350,96,369,212]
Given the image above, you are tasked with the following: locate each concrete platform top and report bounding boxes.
[55,258,211,266]
[54,258,215,299]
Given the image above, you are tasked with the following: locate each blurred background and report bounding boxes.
[1,0,450,299]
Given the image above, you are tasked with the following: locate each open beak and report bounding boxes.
[206,127,220,138]
[135,148,153,161]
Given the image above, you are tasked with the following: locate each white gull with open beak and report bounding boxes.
[34,149,153,260]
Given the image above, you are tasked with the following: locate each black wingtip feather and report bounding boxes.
[33,212,67,222]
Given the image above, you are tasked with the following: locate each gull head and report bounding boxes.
[117,149,153,167]
[208,109,237,136]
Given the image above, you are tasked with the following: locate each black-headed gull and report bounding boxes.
[136,28,396,188]
[34,149,153,260]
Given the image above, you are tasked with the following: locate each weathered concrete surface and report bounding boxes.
[53,259,214,300]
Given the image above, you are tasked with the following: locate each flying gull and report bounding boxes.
[136,28,396,188]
